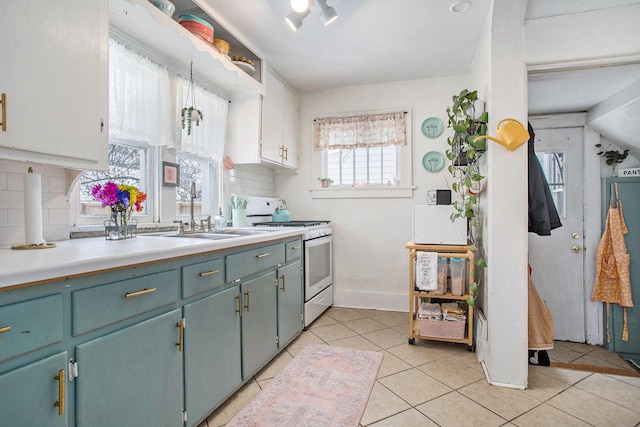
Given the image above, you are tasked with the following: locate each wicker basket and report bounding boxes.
[419,319,466,339]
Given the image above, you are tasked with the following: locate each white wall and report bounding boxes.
[276,75,469,311]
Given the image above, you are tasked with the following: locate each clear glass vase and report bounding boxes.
[105,208,136,240]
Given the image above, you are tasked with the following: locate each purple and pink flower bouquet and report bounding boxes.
[91,182,147,219]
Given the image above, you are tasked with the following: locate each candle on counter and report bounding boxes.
[23,167,46,245]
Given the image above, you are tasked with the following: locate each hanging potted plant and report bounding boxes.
[181,61,203,136]
[445,89,489,306]
[595,143,629,175]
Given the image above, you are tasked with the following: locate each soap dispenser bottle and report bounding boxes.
[214,207,226,229]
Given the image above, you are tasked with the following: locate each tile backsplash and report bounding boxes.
[0,160,277,246]
[0,160,70,246]
[228,164,276,198]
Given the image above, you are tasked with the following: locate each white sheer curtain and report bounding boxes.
[175,76,228,160]
[109,39,174,147]
[109,39,228,159]
[314,111,407,150]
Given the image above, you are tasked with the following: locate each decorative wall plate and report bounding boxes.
[422,151,445,173]
[421,117,444,139]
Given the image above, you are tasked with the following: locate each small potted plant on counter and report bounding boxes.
[318,177,333,188]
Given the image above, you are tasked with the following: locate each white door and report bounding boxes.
[528,126,585,342]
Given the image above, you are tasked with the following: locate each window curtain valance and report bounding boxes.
[313,111,407,150]
[108,39,228,159]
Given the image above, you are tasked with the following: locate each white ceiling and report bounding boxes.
[192,0,640,151]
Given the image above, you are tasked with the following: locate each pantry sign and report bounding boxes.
[618,167,640,177]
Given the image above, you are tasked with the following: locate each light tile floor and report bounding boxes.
[201,307,640,427]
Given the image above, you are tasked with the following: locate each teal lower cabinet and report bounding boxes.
[183,286,242,427]
[240,271,278,379]
[0,351,69,427]
[75,309,184,427]
[277,260,303,348]
[0,238,306,427]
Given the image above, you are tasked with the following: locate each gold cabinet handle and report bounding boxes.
[244,290,251,312]
[125,288,157,298]
[175,319,184,352]
[290,245,301,250]
[0,326,10,334]
[280,274,286,292]
[236,293,242,317]
[199,269,220,277]
[0,93,6,132]
[283,147,288,160]
[256,252,270,259]
[54,370,65,415]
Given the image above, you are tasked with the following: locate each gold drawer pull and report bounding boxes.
[256,252,270,259]
[54,369,65,415]
[244,290,251,312]
[175,319,184,352]
[125,288,157,298]
[236,293,242,317]
[199,269,220,277]
[290,245,301,250]
[0,93,6,132]
[0,326,10,334]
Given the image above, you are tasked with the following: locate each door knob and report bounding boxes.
[571,232,581,239]
[572,245,582,253]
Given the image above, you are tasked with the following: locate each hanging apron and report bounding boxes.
[592,182,634,341]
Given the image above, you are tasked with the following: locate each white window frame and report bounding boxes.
[71,140,157,227]
[311,108,413,199]
[174,153,219,221]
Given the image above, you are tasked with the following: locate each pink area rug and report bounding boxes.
[226,344,384,427]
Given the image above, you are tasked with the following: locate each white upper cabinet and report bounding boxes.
[261,70,286,164]
[259,69,299,169]
[0,0,109,170]
[227,69,299,170]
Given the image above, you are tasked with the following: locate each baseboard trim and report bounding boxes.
[550,362,640,377]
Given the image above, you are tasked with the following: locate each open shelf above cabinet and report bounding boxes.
[110,0,264,96]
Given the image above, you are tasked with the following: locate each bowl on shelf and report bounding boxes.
[149,0,175,17]
[179,20,214,44]
[213,39,230,55]
[178,14,214,32]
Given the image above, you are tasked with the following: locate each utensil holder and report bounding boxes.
[232,208,248,228]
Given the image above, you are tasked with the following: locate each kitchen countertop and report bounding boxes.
[0,228,305,291]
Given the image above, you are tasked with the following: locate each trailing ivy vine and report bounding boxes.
[445,89,489,306]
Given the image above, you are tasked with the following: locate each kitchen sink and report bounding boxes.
[142,228,274,240]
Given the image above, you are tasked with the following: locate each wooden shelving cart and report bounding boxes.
[406,241,475,351]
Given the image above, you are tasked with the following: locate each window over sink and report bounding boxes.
[71,38,228,228]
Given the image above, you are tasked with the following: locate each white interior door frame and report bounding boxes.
[530,114,603,345]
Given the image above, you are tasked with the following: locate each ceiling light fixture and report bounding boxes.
[285,8,310,32]
[290,0,309,13]
[315,0,338,26]
[285,0,338,31]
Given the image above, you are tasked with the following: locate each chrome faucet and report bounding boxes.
[189,181,197,231]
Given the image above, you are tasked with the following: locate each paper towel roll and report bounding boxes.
[24,171,46,245]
